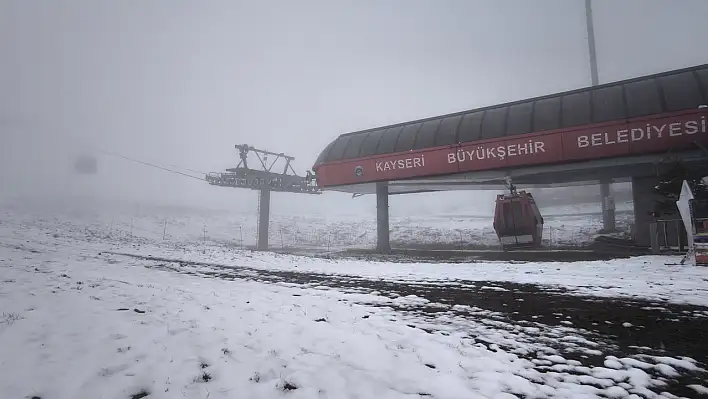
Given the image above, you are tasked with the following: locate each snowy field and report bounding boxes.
[1,202,708,398]
[0,197,635,251]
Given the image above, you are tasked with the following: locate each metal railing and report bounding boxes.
[649,218,708,254]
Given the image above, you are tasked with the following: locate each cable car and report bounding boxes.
[74,154,97,174]
[493,180,544,250]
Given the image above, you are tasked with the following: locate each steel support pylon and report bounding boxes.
[257,188,271,250]
[376,183,390,253]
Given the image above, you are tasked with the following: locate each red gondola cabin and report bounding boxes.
[493,191,544,250]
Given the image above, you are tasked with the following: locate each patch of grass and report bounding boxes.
[279,381,298,391]
[130,389,150,399]
[1,312,22,326]
[195,371,212,383]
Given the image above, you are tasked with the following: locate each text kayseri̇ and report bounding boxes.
[375,156,425,172]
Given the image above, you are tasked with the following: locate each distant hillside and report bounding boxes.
[529,183,633,208]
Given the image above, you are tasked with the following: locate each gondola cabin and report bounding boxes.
[74,154,97,174]
[493,191,544,250]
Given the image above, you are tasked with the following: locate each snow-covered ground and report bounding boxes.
[2,201,708,398]
[4,242,704,399]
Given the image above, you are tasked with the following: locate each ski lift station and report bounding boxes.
[311,63,708,253]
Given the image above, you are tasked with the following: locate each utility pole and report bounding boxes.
[585,0,616,232]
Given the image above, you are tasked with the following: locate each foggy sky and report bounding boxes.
[1,0,707,216]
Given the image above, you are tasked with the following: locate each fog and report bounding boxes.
[1,0,707,217]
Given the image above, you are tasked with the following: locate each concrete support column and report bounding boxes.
[257,188,271,250]
[632,176,657,247]
[376,182,390,253]
[600,180,616,232]
[649,223,660,254]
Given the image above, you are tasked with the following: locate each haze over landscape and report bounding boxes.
[2,0,708,216]
[3,2,708,398]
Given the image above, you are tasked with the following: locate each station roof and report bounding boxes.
[315,64,708,166]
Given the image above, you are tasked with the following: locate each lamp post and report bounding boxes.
[585,0,599,86]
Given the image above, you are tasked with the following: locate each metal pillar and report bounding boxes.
[649,222,660,254]
[376,183,390,253]
[586,0,616,232]
[257,188,271,250]
[600,179,616,232]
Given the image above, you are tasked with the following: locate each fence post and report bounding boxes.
[203,225,206,243]
[130,217,134,237]
[280,228,284,249]
[239,226,243,249]
[662,222,669,250]
[163,220,167,240]
[650,222,660,254]
[677,220,684,252]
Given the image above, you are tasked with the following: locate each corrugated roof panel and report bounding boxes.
[313,64,708,165]
[342,132,369,160]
